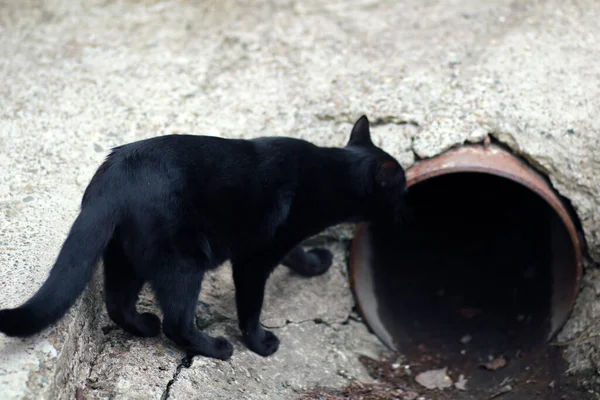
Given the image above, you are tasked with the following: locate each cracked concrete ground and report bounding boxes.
[80,243,385,400]
[0,0,599,398]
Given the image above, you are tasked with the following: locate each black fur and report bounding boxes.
[0,115,406,360]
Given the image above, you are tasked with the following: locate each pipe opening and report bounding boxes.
[375,172,558,350]
[350,145,582,397]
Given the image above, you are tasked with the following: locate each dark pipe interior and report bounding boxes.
[368,172,572,397]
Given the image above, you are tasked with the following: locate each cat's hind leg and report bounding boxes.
[281,245,333,277]
[103,240,161,337]
[150,261,233,360]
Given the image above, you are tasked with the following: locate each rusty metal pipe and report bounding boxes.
[349,144,582,350]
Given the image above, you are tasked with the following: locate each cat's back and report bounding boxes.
[111,134,314,163]
[83,135,234,202]
[111,134,235,161]
[86,134,315,198]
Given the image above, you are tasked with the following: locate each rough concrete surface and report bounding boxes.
[0,0,599,398]
[200,243,354,328]
[77,243,382,400]
[167,320,383,400]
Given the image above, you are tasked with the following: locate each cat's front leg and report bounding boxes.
[151,265,234,361]
[232,257,280,357]
[281,245,333,277]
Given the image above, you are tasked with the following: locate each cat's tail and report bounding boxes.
[0,200,118,337]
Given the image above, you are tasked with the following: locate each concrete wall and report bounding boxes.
[1,0,598,398]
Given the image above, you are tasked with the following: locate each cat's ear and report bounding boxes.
[347,115,373,147]
[376,161,404,187]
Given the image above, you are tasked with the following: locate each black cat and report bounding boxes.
[0,116,406,360]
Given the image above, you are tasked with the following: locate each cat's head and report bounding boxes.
[346,115,408,224]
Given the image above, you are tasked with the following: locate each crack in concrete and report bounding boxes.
[270,318,328,329]
[314,113,420,128]
[371,117,420,128]
[313,112,424,166]
[84,328,113,391]
[408,135,423,162]
[268,312,354,330]
[160,355,194,400]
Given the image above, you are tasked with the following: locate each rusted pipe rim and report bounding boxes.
[350,144,582,349]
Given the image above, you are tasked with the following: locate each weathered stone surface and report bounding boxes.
[200,243,354,328]
[1,0,599,398]
[82,325,180,400]
[557,268,600,376]
[75,242,360,400]
[167,320,385,400]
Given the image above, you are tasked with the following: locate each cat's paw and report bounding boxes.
[212,336,234,360]
[304,248,333,276]
[187,336,234,360]
[244,329,280,357]
[137,312,162,337]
